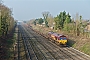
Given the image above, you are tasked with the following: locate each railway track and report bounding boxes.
[17,24,90,60]
[26,28,68,59]
[25,26,77,60]
[25,24,90,60]
[17,25,27,60]
[18,26,20,60]
[22,25,55,60]
[18,25,38,60]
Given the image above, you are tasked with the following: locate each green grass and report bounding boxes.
[80,43,90,55]
[72,43,76,47]
[7,39,14,47]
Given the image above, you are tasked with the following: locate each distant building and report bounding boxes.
[85,25,90,31]
[42,21,45,27]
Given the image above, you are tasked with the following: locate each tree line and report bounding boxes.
[29,11,89,37]
[0,2,16,37]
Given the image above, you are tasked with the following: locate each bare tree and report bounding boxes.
[42,11,50,27]
[47,14,54,27]
[42,11,50,20]
[75,13,80,36]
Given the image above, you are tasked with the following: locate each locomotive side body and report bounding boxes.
[48,31,54,39]
[51,33,58,40]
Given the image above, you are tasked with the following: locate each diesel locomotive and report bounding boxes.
[48,31,67,45]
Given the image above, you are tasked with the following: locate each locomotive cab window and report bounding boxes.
[60,37,66,40]
[63,37,67,40]
[60,37,63,40]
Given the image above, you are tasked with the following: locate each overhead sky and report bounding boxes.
[2,0,90,21]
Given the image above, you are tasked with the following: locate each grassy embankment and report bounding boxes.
[31,25,90,56]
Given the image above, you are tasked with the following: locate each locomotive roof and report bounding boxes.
[52,33,66,37]
[48,31,66,37]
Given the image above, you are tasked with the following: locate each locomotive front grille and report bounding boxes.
[59,40,67,45]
